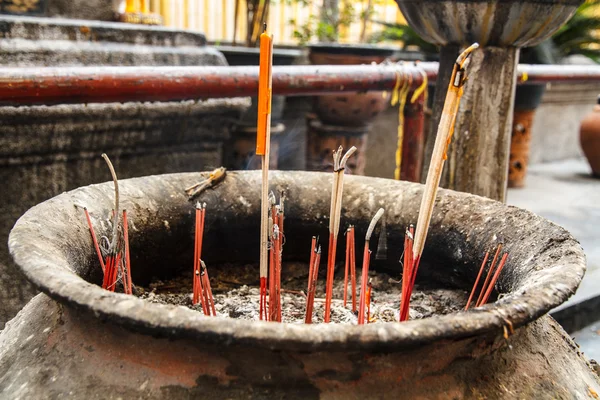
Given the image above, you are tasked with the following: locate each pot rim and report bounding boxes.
[8,171,585,351]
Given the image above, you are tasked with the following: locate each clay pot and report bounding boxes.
[508,109,536,188]
[226,123,284,170]
[309,44,395,127]
[580,97,600,177]
[4,171,597,397]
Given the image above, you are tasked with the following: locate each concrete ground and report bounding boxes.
[507,158,600,360]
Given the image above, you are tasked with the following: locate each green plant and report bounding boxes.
[371,0,600,63]
[369,20,437,54]
[289,0,380,45]
[549,0,600,62]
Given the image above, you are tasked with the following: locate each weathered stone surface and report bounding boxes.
[0,15,225,67]
[46,0,118,21]
[0,15,248,328]
[1,295,598,399]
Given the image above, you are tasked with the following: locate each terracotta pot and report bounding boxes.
[580,97,600,177]
[508,109,536,188]
[4,171,596,397]
[308,44,394,127]
[225,123,284,170]
[306,115,368,174]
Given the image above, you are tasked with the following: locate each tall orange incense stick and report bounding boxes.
[257,23,273,320]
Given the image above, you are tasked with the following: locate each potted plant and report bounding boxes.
[292,0,397,127]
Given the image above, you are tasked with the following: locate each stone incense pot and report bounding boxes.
[3,171,599,398]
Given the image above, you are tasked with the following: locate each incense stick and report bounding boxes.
[465,251,489,310]
[324,146,357,323]
[476,244,502,307]
[83,207,105,273]
[479,253,509,306]
[399,43,479,320]
[257,24,274,319]
[123,209,133,295]
[305,245,321,324]
[358,208,384,325]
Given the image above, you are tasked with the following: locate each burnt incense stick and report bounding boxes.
[479,253,509,306]
[102,154,119,256]
[305,245,321,324]
[343,226,351,307]
[399,225,414,321]
[476,244,502,307]
[83,207,105,273]
[400,43,479,320]
[358,208,384,325]
[324,146,357,323]
[350,227,357,312]
[123,209,132,295]
[465,251,490,310]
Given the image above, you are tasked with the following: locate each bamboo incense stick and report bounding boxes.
[412,43,478,264]
[256,24,274,319]
[358,208,384,325]
[324,146,357,323]
[399,43,478,318]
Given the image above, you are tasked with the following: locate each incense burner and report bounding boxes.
[395,0,582,47]
[4,171,599,398]
[395,0,583,202]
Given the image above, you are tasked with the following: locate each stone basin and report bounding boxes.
[395,0,582,47]
[3,171,599,398]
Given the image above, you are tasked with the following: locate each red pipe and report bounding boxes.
[0,64,430,107]
[1,63,597,107]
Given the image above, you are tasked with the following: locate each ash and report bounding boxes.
[138,267,468,324]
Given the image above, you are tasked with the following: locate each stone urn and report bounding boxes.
[580,95,600,177]
[3,171,599,398]
[395,0,583,201]
[308,44,395,127]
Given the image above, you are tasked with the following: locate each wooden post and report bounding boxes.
[442,47,519,202]
[421,44,459,183]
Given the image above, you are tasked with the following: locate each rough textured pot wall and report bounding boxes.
[0,15,247,328]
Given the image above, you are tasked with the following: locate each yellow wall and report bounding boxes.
[150,0,405,45]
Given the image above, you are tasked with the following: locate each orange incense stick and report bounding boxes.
[257,24,274,318]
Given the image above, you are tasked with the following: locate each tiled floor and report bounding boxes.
[507,158,600,361]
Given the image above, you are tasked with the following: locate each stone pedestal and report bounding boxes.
[0,15,248,328]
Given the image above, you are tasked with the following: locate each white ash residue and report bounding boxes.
[138,269,468,325]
